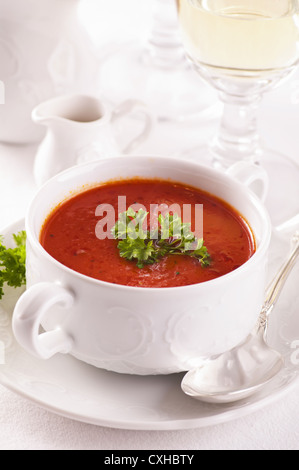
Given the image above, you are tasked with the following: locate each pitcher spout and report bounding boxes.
[32,101,57,127]
[32,94,106,128]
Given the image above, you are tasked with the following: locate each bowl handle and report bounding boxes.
[226,161,269,202]
[12,282,74,360]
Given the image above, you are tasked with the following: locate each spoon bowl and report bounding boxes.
[182,232,299,404]
[182,331,284,404]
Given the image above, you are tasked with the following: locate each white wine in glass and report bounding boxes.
[179,0,299,79]
[177,0,299,227]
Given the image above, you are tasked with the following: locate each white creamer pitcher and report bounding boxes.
[0,0,99,143]
[32,94,153,186]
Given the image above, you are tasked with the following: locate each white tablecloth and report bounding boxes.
[1,0,299,450]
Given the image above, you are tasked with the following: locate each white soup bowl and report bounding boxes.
[12,156,271,375]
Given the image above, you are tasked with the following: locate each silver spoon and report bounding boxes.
[181,232,299,404]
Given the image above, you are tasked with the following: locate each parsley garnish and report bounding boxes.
[112,208,211,269]
[0,231,26,299]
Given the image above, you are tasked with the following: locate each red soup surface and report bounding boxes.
[40,178,255,288]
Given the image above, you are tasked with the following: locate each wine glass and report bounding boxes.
[177,0,299,227]
[96,0,220,124]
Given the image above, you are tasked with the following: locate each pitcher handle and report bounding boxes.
[111,99,153,154]
[226,161,269,202]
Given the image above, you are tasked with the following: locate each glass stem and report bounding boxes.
[211,91,263,169]
[143,0,186,68]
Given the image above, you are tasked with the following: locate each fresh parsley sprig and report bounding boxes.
[0,231,27,299]
[112,209,211,269]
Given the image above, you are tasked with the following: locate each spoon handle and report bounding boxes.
[260,232,299,327]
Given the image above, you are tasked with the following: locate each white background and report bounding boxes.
[0,0,299,450]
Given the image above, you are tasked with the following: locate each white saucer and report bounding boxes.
[0,219,299,430]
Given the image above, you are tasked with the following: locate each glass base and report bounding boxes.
[180,144,299,229]
[97,43,220,124]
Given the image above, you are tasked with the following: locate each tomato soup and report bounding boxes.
[40,178,255,288]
